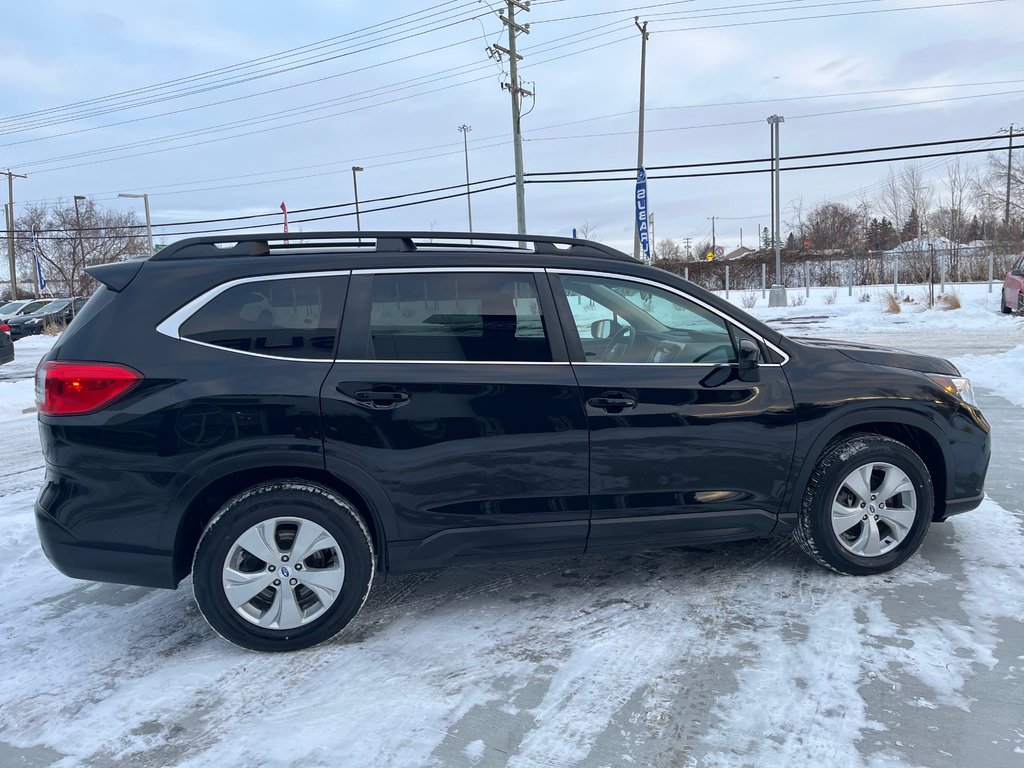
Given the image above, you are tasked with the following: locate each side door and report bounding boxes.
[320,268,590,571]
[549,269,797,552]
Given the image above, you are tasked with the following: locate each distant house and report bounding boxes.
[883,236,958,257]
[721,246,754,261]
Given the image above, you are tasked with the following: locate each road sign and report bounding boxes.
[714,245,725,258]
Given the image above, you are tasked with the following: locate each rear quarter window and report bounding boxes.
[179,275,348,360]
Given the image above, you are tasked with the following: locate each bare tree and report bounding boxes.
[931,158,976,279]
[899,164,934,238]
[15,198,147,298]
[802,202,861,251]
[654,238,683,260]
[576,221,602,242]
[877,168,905,233]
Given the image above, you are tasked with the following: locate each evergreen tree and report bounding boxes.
[900,208,920,242]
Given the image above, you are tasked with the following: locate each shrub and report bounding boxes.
[858,292,871,303]
[936,292,961,311]
[741,291,757,308]
[790,295,807,307]
[823,289,838,306]
[42,319,66,336]
[882,292,901,314]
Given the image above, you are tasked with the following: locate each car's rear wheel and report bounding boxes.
[795,434,933,575]
[1001,292,1011,314]
[193,481,374,652]
[1018,292,1023,313]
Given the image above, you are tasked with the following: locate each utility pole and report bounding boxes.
[633,17,649,261]
[709,216,717,255]
[498,1,531,240]
[767,115,786,307]
[1005,122,1015,227]
[683,237,692,259]
[457,124,474,236]
[73,195,86,295]
[3,169,26,298]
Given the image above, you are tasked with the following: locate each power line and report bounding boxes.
[9,0,993,172]
[17,131,1022,235]
[0,1,482,132]
[652,0,1009,32]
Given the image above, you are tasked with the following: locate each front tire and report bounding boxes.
[795,434,933,575]
[193,481,375,652]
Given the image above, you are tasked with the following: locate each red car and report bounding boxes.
[1002,253,1024,314]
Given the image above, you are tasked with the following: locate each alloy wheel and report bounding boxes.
[222,516,346,629]
[830,462,918,557]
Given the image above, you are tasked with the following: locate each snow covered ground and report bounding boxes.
[0,287,1021,768]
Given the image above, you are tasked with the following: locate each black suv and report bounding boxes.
[34,232,990,651]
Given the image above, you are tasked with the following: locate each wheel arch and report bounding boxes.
[171,464,394,584]
[784,409,951,525]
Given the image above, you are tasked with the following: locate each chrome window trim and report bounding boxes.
[156,270,351,361]
[352,267,545,275]
[332,360,572,366]
[550,268,790,366]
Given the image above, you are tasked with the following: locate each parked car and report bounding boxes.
[0,321,13,364]
[34,232,990,651]
[0,298,56,324]
[7,298,88,340]
[1001,253,1024,313]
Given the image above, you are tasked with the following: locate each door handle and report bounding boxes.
[336,385,410,410]
[587,392,637,413]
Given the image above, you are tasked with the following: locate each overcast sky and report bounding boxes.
[3,0,1023,253]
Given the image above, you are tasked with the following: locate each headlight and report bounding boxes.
[926,374,976,406]
[26,318,43,325]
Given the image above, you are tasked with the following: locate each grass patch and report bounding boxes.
[882,292,902,314]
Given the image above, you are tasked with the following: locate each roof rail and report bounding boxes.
[149,231,636,262]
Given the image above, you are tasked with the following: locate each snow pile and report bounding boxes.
[954,344,1024,408]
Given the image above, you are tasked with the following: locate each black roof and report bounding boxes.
[148,231,638,263]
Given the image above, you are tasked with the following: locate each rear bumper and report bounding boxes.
[35,502,178,589]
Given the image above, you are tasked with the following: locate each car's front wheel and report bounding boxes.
[795,434,933,575]
[193,481,375,652]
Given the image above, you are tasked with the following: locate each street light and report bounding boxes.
[457,125,473,237]
[118,192,154,254]
[767,115,786,307]
[351,166,364,237]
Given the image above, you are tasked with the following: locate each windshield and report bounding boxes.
[28,300,69,314]
[0,301,27,314]
[17,300,53,315]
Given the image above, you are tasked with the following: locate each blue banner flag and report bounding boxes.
[31,229,46,292]
[635,168,650,261]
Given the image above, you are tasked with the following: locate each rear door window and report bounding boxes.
[180,275,347,359]
[368,272,552,362]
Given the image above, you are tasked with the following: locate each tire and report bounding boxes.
[1001,292,1011,314]
[794,434,933,576]
[1018,293,1024,313]
[193,481,375,652]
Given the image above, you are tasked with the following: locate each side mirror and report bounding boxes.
[1011,269,1023,277]
[591,319,613,340]
[737,339,760,382]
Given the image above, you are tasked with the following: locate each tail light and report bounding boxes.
[0,324,8,333]
[36,361,142,416]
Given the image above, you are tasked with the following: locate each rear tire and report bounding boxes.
[795,434,933,575]
[193,481,374,652]
[1001,292,1011,314]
